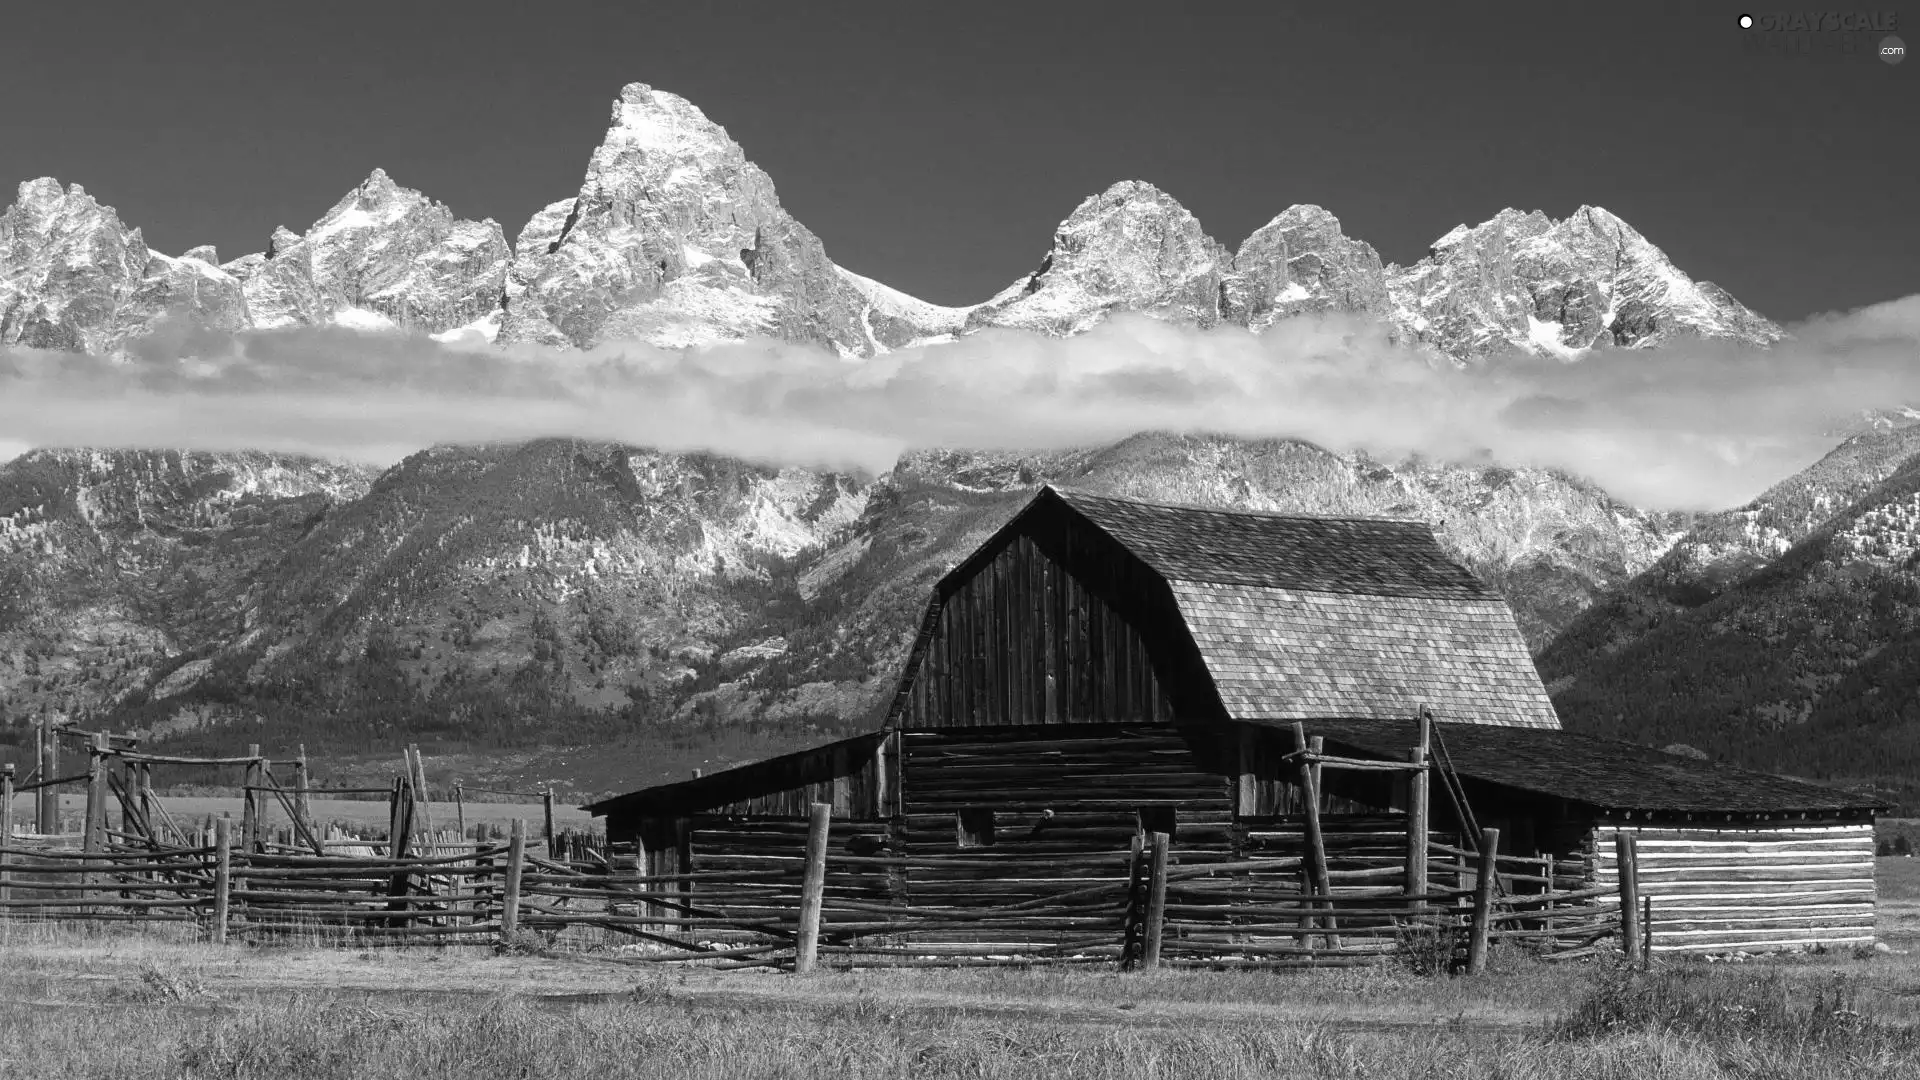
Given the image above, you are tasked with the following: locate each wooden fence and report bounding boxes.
[0,804,1638,973]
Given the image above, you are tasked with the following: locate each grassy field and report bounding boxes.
[0,925,1915,1079]
[7,793,595,840]
[0,863,1917,1078]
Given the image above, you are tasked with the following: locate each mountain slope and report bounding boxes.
[1548,454,1920,808]
[1385,206,1783,362]
[500,84,958,354]
[228,168,510,338]
[0,179,249,352]
[963,181,1232,336]
[1539,419,1920,680]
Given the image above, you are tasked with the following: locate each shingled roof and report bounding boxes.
[1299,718,1884,814]
[1044,487,1561,729]
[1055,489,1492,600]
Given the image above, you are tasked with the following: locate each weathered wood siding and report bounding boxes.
[1594,823,1876,953]
[896,725,1234,905]
[689,815,896,905]
[600,735,888,851]
[899,520,1195,728]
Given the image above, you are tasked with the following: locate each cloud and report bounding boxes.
[4,297,1920,511]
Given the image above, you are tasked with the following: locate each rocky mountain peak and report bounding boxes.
[963,180,1231,336]
[235,169,510,338]
[499,83,948,355]
[1226,203,1391,330]
[1387,205,1783,362]
[1,177,249,352]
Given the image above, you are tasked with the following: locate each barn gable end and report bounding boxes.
[888,485,1558,730]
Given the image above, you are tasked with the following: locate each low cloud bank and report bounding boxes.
[4,294,1920,511]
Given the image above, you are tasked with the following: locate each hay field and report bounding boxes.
[6,793,594,839]
[0,862,1916,1078]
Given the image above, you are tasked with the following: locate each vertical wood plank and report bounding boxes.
[0,764,12,905]
[240,744,261,853]
[211,816,231,945]
[83,733,108,855]
[293,744,313,837]
[1468,826,1501,974]
[36,717,57,836]
[1142,829,1170,969]
[795,801,833,974]
[501,818,525,937]
[1293,724,1336,948]
[1617,833,1643,967]
[1406,746,1430,910]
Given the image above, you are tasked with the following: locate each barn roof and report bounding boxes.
[1300,718,1885,814]
[1053,489,1491,600]
[1041,488,1560,729]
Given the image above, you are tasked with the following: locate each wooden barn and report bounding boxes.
[586,486,1881,955]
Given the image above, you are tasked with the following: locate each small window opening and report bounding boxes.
[1137,806,1177,842]
[957,808,996,848]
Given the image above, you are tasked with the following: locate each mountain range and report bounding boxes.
[3,83,1782,364]
[1,82,1910,808]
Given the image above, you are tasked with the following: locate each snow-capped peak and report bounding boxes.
[962,180,1231,336]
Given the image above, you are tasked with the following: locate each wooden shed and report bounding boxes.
[586,485,1880,954]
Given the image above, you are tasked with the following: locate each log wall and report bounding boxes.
[895,726,1233,907]
[1592,822,1876,953]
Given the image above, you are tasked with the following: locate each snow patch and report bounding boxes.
[429,309,503,344]
[1526,315,1586,361]
[332,307,397,331]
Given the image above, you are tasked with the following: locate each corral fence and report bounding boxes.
[0,799,1648,971]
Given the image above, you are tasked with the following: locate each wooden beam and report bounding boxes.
[1142,829,1170,970]
[1618,833,1644,967]
[501,818,525,937]
[83,733,108,854]
[36,718,57,834]
[240,744,262,853]
[1468,826,1500,974]
[211,816,231,945]
[795,802,832,974]
[1405,745,1429,910]
[0,764,12,905]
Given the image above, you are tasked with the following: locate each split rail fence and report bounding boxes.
[0,799,1647,972]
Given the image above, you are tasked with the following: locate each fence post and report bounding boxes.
[37,717,57,835]
[83,733,108,853]
[1293,725,1338,949]
[241,745,262,852]
[1122,831,1146,968]
[454,782,466,840]
[543,788,556,854]
[1617,833,1643,966]
[1404,745,1429,912]
[212,816,231,945]
[1142,829,1170,970]
[408,745,435,841]
[293,745,313,840]
[501,818,526,939]
[795,801,832,974]
[1642,895,1653,968]
[1,763,13,906]
[1467,826,1501,974]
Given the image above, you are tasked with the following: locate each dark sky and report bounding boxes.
[3,2,1912,321]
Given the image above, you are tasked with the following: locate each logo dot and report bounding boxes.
[1739,13,1754,28]
[1882,34,1906,65]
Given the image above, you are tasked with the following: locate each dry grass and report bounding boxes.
[7,792,590,838]
[0,921,1917,1079]
[0,863,1915,1077]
